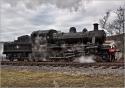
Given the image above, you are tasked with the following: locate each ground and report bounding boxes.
[0,65,124,87]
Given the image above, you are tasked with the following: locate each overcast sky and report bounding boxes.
[0,0,125,41]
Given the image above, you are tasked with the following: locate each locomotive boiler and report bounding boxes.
[3,23,112,62]
[53,23,106,44]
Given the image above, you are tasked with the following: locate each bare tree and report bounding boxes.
[99,11,110,29]
[99,11,114,35]
[114,6,125,34]
[100,6,125,35]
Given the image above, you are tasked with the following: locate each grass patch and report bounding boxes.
[0,69,124,87]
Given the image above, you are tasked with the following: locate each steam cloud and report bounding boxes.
[76,55,95,63]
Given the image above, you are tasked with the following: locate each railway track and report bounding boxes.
[0,61,124,69]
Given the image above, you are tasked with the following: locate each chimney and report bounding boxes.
[93,23,98,31]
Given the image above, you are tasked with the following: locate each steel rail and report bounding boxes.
[1,61,124,69]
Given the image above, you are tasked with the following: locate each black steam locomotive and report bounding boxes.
[3,23,111,62]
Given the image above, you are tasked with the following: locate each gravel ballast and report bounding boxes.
[1,65,124,76]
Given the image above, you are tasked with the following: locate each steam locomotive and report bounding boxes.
[3,23,113,62]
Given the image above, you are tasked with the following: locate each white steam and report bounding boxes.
[75,55,95,63]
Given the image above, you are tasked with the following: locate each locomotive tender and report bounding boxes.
[3,23,111,62]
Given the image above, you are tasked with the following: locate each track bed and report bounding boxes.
[1,61,124,69]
